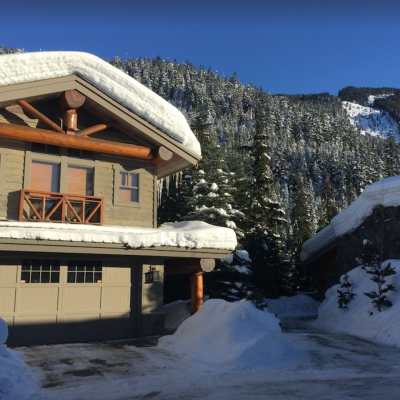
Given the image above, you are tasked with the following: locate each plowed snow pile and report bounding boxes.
[158,299,286,369]
[0,318,39,400]
[315,260,400,347]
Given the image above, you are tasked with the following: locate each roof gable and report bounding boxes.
[0,52,201,177]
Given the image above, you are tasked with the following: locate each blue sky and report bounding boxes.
[1,0,400,95]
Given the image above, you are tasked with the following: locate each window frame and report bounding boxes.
[67,260,103,284]
[24,144,99,195]
[113,164,143,208]
[20,259,61,284]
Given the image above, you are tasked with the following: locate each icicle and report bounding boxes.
[157,178,164,205]
[166,175,170,196]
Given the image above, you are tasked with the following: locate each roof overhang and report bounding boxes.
[0,238,231,259]
[0,74,200,177]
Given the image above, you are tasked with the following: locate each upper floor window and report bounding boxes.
[26,144,96,196]
[113,165,142,207]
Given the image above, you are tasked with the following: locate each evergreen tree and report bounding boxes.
[357,240,396,313]
[337,273,356,309]
[244,100,288,298]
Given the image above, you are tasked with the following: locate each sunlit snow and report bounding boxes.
[342,100,400,142]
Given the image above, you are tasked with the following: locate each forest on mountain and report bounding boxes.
[2,46,400,300]
[108,56,400,300]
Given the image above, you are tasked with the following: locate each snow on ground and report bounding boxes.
[0,52,201,156]
[158,299,287,369]
[266,294,320,320]
[315,261,400,347]
[20,318,400,400]
[0,318,39,400]
[0,220,237,250]
[342,100,400,141]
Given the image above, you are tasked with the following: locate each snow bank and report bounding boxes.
[0,52,200,156]
[0,220,237,250]
[163,300,191,331]
[158,299,286,369]
[0,318,39,400]
[315,261,400,347]
[302,176,400,261]
[266,294,320,320]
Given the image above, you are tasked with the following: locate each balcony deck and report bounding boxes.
[19,189,104,225]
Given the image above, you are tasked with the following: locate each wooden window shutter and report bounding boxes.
[31,161,60,192]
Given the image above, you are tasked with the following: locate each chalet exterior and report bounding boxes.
[301,176,400,298]
[0,52,236,346]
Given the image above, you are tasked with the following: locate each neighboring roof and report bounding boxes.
[301,175,400,262]
[0,220,236,251]
[0,51,201,157]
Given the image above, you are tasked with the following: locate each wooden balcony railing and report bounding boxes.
[19,189,104,225]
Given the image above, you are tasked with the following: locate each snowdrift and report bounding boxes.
[163,300,191,331]
[266,294,320,320]
[158,299,286,369]
[316,261,400,347]
[0,318,38,400]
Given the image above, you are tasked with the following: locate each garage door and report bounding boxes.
[0,258,139,346]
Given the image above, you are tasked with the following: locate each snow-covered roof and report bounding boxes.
[301,176,400,261]
[0,51,201,156]
[0,220,236,251]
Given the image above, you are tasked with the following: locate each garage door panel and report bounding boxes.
[58,313,101,342]
[103,267,130,283]
[101,312,132,339]
[64,286,101,312]
[19,287,59,312]
[0,287,16,313]
[102,286,130,310]
[14,314,57,345]
[0,265,18,283]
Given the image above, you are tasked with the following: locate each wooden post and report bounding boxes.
[190,272,203,315]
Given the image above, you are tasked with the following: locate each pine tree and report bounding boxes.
[244,100,288,298]
[357,240,396,313]
[337,272,356,309]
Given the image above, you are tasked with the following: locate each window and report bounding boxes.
[113,166,142,207]
[20,259,60,283]
[67,260,102,283]
[31,160,60,192]
[25,145,97,196]
[67,165,94,195]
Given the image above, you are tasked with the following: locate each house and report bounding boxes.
[300,176,400,298]
[0,52,236,346]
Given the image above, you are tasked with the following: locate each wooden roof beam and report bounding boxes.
[16,99,64,133]
[0,122,173,162]
[75,120,118,137]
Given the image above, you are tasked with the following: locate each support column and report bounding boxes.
[190,272,203,315]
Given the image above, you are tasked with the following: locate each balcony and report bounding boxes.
[19,189,104,225]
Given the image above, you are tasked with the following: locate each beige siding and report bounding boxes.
[0,140,25,220]
[97,159,156,227]
[141,264,164,314]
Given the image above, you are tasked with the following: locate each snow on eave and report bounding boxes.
[0,51,201,157]
[301,176,400,262]
[0,220,237,251]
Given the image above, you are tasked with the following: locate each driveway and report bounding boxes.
[21,319,400,400]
